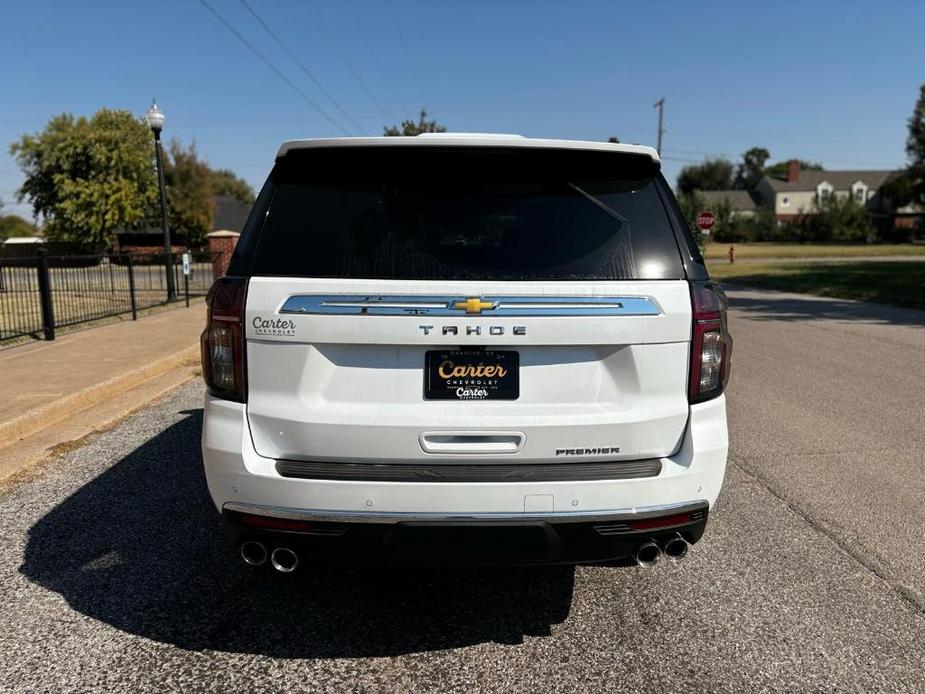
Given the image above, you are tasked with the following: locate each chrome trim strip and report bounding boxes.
[279,295,661,317]
[223,500,708,525]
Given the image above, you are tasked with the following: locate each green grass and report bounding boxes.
[707,260,925,310]
[702,243,925,260]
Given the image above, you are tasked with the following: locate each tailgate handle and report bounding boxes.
[419,432,525,455]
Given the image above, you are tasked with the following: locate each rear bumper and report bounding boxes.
[202,394,728,563]
[223,501,709,565]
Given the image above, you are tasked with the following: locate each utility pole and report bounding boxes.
[654,97,665,155]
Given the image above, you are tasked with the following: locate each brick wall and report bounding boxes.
[207,231,241,280]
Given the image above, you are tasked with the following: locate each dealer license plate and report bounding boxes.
[424,349,519,400]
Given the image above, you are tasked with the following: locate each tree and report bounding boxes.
[907,84,925,167]
[676,191,709,252]
[763,158,822,180]
[0,213,35,239]
[733,147,770,190]
[210,168,255,205]
[0,198,35,239]
[163,147,256,246]
[163,151,255,246]
[10,110,157,249]
[676,158,734,196]
[163,140,214,247]
[384,109,447,136]
[883,84,925,210]
[607,136,620,144]
[880,171,916,209]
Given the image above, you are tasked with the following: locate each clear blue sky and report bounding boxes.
[2,0,923,219]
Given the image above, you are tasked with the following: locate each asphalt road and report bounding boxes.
[1,286,924,693]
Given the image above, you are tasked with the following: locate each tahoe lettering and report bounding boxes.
[418,325,527,336]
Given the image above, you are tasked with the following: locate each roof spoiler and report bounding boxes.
[275,136,660,165]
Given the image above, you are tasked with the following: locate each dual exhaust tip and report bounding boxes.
[240,541,299,573]
[243,537,686,571]
[635,533,689,567]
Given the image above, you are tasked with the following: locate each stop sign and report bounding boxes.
[696,211,716,231]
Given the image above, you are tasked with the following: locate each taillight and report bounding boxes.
[201,277,248,402]
[689,281,732,403]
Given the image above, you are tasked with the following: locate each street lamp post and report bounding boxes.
[144,99,176,301]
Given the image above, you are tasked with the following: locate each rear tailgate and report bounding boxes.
[245,278,691,463]
[238,143,695,466]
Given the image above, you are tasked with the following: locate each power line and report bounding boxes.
[387,3,427,108]
[239,0,367,135]
[197,0,351,136]
[303,0,389,121]
[343,0,401,120]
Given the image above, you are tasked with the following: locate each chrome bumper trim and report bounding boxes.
[222,499,709,525]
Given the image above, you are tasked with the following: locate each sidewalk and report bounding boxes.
[0,303,206,477]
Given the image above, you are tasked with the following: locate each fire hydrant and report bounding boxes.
[728,245,736,264]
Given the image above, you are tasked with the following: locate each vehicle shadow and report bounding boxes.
[19,408,575,658]
[723,283,925,327]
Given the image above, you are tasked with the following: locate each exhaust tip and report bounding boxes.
[270,547,299,573]
[240,541,268,567]
[663,533,689,561]
[635,541,661,567]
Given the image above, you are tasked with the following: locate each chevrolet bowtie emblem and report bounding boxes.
[452,297,498,314]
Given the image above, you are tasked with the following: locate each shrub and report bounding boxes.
[711,205,779,243]
[676,191,708,252]
[796,195,874,242]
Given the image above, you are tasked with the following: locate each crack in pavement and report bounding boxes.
[729,456,925,615]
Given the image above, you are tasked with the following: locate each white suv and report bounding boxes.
[200,135,731,572]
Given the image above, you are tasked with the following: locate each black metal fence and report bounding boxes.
[0,250,216,343]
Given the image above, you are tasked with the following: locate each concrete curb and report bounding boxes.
[0,343,200,451]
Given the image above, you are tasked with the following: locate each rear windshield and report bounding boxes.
[239,146,685,280]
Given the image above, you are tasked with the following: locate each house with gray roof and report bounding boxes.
[754,160,912,226]
[211,195,252,234]
[699,190,759,218]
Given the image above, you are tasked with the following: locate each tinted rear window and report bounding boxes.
[244,146,684,280]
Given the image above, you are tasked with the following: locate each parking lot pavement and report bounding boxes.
[1,377,924,693]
